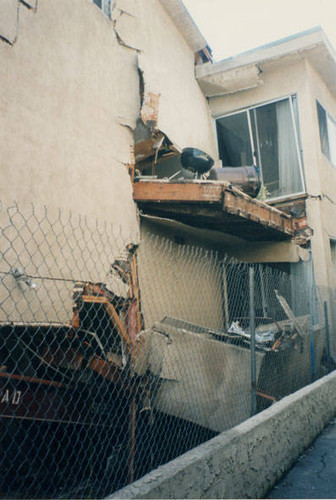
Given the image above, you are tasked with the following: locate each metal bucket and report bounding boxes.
[208,165,261,198]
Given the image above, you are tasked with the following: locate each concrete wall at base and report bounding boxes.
[109,371,336,499]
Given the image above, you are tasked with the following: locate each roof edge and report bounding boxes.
[158,0,211,56]
[197,27,336,78]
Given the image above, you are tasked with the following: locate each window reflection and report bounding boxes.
[216,97,304,199]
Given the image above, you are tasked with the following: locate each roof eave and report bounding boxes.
[196,27,336,97]
[158,0,212,61]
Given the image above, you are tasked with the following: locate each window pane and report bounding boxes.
[255,103,279,195]
[327,116,336,166]
[317,101,330,160]
[255,99,302,198]
[216,112,253,167]
[330,240,336,283]
[93,0,111,17]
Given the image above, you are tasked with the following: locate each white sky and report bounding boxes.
[182,0,336,61]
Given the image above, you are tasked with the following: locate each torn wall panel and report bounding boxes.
[136,1,217,158]
[0,0,141,324]
[149,323,265,432]
[110,43,140,130]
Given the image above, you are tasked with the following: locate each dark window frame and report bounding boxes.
[316,100,336,167]
[93,0,113,18]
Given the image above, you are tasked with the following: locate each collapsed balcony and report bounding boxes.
[133,179,308,242]
[133,130,309,243]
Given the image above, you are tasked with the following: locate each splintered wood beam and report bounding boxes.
[222,191,294,236]
[133,181,295,239]
[133,181,223,203]
[81,295,131,348]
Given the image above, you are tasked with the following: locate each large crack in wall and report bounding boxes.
[0,0,37,45]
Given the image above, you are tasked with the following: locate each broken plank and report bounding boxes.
[133,181,223,203]
[223,191,294,236]
[82,295,131,348]
[274,290,306,339]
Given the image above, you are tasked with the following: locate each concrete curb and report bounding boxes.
[108,371,336,499]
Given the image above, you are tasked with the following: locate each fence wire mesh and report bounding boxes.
[0,203,332,498]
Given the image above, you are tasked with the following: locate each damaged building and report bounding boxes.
[0,0,335,496]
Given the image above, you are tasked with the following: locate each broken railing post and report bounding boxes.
[324,301,332,373]
[249,266,257,416]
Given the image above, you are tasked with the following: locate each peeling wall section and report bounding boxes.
[115,0,218,158]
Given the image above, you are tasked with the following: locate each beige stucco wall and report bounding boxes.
[138,219,224,331]
[302,61,336,353]
[0,0,141,322]
[303,62,336,277]
[0,0,139,224]
[111,371,336,499]
[137,1,217,155]
[209,58,307,121]
[0,0,219,324]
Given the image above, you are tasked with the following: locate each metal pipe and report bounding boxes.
[129,398,136,484]
[249,267,257,416]
[324,301,332,373]
[208,165,261,198]
[309,257,316,382]
[259,264,268,318]
[221,262,230,331]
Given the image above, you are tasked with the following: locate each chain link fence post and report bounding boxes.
[249,266,257,417]
[324,301,332,373]
[309,257,316,382]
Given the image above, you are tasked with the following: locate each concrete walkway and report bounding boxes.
[267,418,336,499]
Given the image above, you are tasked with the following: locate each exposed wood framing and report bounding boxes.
[222,191,293,236]
[133,180,302,242]
[134,181,223,203]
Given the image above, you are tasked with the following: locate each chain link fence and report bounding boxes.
[0,202,333,498]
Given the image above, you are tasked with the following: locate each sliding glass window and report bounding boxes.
[216,96,305,200]
[317,101,336,167]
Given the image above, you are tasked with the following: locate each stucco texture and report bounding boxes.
[138,219,224,331]
[0,0,139,228]
[110,371,336,499]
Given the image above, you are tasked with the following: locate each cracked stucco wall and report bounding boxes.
[113,0,218,156]
[1,0,218,233]
[0,0,141,322]
[0,0,139,227]
[109,371,336,499]
[0,0,220,323]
